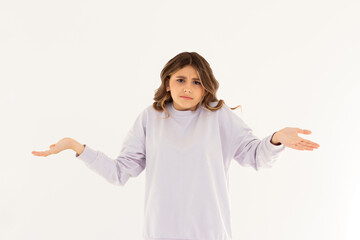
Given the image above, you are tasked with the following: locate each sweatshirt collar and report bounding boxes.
[167,101,202,117]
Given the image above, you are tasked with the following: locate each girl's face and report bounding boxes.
[166,65,205,111]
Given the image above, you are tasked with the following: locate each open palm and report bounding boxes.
[32,137,72,157]
[278,127,320,151]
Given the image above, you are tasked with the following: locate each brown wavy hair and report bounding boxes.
[152,51,241,119]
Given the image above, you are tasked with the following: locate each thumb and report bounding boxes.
[301,129,312,134]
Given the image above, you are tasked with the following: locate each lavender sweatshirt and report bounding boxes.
[76,101,286,240]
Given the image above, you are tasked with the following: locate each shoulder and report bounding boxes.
[213,101,245,126]
[206,100,233,116]
[145,104,160,116]
[130,104,152,125]
[142,103,166,120]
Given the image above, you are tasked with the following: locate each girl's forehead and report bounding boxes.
[173,65,199,77]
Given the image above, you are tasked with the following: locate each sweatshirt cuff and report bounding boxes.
[265,133,286,153]
[75,144,98,165]
[75,144,86,157]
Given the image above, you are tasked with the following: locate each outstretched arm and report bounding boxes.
[70,138,85,156]
[271,128,320,151]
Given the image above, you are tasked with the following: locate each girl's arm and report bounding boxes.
[31,109,148,186]
[219,104,286,171]
[73,109,147,186]
[69,138,85,156]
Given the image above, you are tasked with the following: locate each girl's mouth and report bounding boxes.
[181,96,192,99]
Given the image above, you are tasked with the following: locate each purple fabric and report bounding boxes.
[76,101,286,240]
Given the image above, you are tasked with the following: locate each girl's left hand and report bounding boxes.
[277,127,320,151]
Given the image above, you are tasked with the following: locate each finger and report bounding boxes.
[289,143,305,151]
[32,151,43,156]
[293,146,304,151]
[296,143,306,150]
[289,141,318,151]
[298,142,316,150]
[301,139,320,148]
[300,140,315,147]
[32,151,50,156]
[311,141,320,148]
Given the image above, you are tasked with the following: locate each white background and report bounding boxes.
[1,0,359,239]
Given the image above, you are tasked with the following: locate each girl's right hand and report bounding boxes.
[32,137,73,157]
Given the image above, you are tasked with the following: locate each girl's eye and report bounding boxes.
[176,79,201,85]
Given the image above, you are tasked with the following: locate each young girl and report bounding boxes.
[32,52,320,240]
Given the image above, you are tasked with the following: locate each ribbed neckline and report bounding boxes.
[167,101,202,117]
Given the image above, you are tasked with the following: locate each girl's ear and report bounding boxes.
[165,79,170,91]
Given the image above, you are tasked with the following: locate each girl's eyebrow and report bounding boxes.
[175,76,200,80]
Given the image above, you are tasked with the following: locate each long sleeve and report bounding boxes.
[221,104,285,171]
[75,109,147,186]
